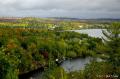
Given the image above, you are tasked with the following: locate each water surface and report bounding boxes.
[61,57,92,72]
[70,29,105,38]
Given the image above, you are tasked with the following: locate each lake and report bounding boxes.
[70,29,105,38]
[61,57,92,72]
[61,57,103,72]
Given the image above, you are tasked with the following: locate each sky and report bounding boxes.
[0,0,120,18]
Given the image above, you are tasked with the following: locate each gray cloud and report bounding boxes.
[0,0,120,18]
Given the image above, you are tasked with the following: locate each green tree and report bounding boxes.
[0,51,19,79]
[102,22,120,76]
[84,62,113,79]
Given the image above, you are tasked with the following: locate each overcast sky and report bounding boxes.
[0,0,120,18]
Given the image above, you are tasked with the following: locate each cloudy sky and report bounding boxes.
[0,0,120,18]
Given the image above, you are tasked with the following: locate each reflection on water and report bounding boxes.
[61,57,92,72]
[70,29,105,38]
[61,57,103,72]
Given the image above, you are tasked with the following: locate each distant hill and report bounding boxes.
[0,17,120,23]
[0,17,22,22]
[48,17,80,21]
[48,17,120,23]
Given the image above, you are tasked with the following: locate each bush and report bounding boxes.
[0,51,18,79]
[67,51,77,58]
[84,61,113,79]
[42,67,67,79]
